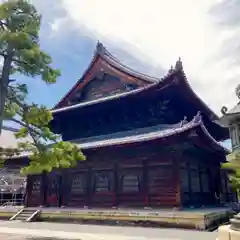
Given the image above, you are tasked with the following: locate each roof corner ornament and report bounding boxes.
[175,57,183,71]
[180,116,188,127]
[95,41,106,55]
[221,106,228,115]
[193,111,202,123]
[168,65,174,74]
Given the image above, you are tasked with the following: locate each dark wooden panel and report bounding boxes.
[67,171,87,207]
[91,170,115,207]
[148,166,176,206]
[46,173,60,207]
[118,168,144,207]
[27,175,41,207]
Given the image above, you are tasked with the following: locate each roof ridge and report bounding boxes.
[96,42,186,83]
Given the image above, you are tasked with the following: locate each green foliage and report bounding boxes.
[0,0,86,175]
[222,150,240,191]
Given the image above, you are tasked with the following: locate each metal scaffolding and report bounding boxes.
[0,167,26,206]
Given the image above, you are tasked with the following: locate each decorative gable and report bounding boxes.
[68,72,138,105]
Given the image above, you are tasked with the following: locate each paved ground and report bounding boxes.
[0,221,218,240]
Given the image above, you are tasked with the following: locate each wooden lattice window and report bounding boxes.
[94,172,112,192]
[71,174,85,193]
[48,176,59,196]
[32,178,41,194]
[120,171,141,193]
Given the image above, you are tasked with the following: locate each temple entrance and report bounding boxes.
[46,173,62,207]
[27,175,41,207]
[148,165,175,207]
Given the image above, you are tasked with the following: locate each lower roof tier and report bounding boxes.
[71,113,227,154]
[5,113,228,162]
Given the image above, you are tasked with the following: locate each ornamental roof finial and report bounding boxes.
[175,57,183,71]
[168,65,174,74]
[95,41,105,55]
[180,116,188,127]
[193,111,202,123]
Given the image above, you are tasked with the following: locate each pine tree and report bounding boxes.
[0,0,85,175]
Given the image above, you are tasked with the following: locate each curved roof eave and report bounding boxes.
[5,114,227,161]
[197,118,229,154]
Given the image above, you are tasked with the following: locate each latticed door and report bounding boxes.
[46,174,61,207]
[27,175,42,207]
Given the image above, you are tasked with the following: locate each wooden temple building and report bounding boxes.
[7,42,236,209]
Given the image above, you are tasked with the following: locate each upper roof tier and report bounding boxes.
[52,42,229,141]
[54,42,218,119]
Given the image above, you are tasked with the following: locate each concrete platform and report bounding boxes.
[0,221,218,240]
[0,206,234,230]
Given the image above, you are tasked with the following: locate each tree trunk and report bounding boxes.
[0,47,13,134]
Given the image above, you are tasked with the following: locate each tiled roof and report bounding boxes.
[53,42,219,123]
[77,121,198,149]
[75,113,226,152]
[6,113,228,160]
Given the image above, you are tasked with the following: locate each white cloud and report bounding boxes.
[58,0,239,115]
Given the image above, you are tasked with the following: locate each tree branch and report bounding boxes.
[11,117,41,137]
[12,58,28,65]
[0,20,8,30]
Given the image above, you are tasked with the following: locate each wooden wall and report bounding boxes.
[179,148,230,207]
[26,142,230,209]
[26,143,180,208]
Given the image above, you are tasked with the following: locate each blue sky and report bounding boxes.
[4,0,239,149]
[22,0,239,113]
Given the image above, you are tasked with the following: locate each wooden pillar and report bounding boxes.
[198,164,203,206]
[187,161,192,205]
[142,160,149,207]
[38,174,46,206]
[172,153,181,207]
[58,173,63,207]
[41,172,47,206]
[86,166,92,207]
[25,176,32,207]
[113,162,118,207]
[60,169,69,207]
